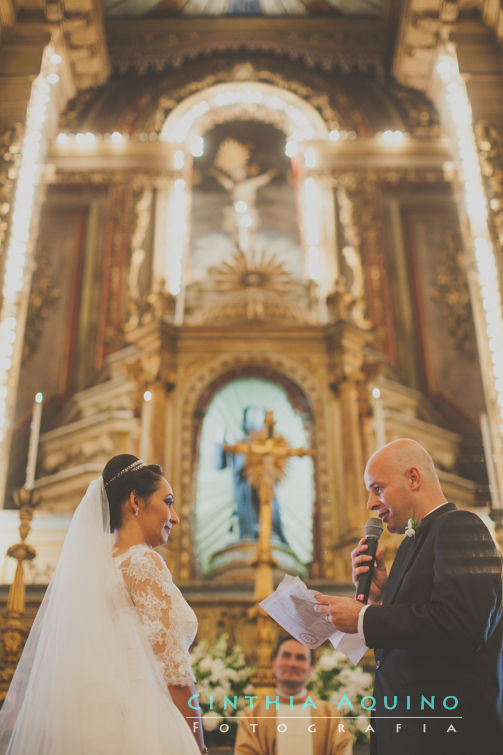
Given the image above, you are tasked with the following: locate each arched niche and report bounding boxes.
[176,353,335,581]
[194,375,314,577]
[160,81,328,141]
[153,80,337,320]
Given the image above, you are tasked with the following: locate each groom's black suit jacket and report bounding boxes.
[363,503,503,755]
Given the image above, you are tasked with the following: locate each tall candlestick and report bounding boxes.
[372,387,386,449]
[25,392,43,490]
[480,412,502,511]
[139,390,152,460]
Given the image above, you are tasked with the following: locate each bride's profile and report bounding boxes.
[0,454,206,755]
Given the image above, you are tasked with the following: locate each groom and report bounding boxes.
[314,438,503,755]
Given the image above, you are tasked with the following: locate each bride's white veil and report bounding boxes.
[0,478,199,755]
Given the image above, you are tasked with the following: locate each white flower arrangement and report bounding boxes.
[190,633,255,736]
[307,648,374,743]
[191,636,373,745]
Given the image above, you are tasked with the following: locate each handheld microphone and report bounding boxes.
[355,517,383,604]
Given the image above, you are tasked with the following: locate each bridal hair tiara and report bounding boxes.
[104,460,145,488]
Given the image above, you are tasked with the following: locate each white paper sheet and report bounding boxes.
[259,574,368,663]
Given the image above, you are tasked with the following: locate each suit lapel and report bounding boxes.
[382,502,457,606]
[382,536,416,606]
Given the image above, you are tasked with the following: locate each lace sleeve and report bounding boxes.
[119,548,195,686]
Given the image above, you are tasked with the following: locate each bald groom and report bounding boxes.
[314,438,503,755]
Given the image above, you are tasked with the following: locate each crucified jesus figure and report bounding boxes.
[211,158,276,253]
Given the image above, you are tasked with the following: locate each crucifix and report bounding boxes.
[224,409,314,692]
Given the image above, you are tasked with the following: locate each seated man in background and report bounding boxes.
[234,637,352,755]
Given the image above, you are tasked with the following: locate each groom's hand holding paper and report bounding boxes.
[259,574,367,663]
[313,592,363,634]
[259,575,331,648]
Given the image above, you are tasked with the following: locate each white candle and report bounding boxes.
[25,392,43,490]
[480,412,502,511]
[139,390,152,460]
[372,387,386,449]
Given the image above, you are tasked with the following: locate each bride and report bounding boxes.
[0,454,206,755]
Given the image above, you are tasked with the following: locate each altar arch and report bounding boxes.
[152,79,337,316]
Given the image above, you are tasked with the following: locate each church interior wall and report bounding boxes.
[2,3,503,669]
[6,57,489,521]
[375,181,486,431]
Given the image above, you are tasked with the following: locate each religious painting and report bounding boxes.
[402,204,485,425]
[195,377,314,574]
[15,197,91,422]
[189,121,303,284]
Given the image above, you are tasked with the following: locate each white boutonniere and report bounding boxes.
[405,517,419,538]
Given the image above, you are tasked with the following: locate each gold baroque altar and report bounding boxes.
[2,5,502,674]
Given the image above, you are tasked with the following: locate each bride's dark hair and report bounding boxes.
[103,454,163,530]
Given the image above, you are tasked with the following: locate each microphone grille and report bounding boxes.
[365,517,383,539]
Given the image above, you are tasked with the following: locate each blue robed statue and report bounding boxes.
[215,406,289,544]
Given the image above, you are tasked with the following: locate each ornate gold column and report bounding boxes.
[0,21,49,296]
[473,120,503,551]
[477,122,503,253]
[0,123,22,296]
[125,320,178,465]
[326,319,371,581]
[435,20,503,551]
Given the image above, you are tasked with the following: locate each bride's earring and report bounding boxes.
[135,506,139,517]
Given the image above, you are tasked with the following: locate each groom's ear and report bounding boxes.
[406,466,421,490]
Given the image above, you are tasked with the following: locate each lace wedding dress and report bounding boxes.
[0,479,200,755]
[114,544,197,687]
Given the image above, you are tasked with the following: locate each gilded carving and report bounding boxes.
[45,4,110,91]
[336,171,392,357]
[48,170,175,188]
[123,357,164,415]
[23,243,61,362]
[329,166,447,358]
[127,187,154,330]
[476,121,503,250]
[330,167,445,185]
[129,187,153,300]
[108,22,384,80]
[431,228,476,360]
[0,124,23,292]
[60,57,350,134]
[378,168,445,185]
[102,186,133,356]
[185,249,313,324]
[59,89,99,130]
[392,2,443,92]
[124,322,178,397]
[385,80,440,136]
[125,289,176,331]
[334,174,369,328]
[146,64,346,135]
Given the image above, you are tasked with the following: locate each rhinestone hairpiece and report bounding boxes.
[104,460,145,488]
